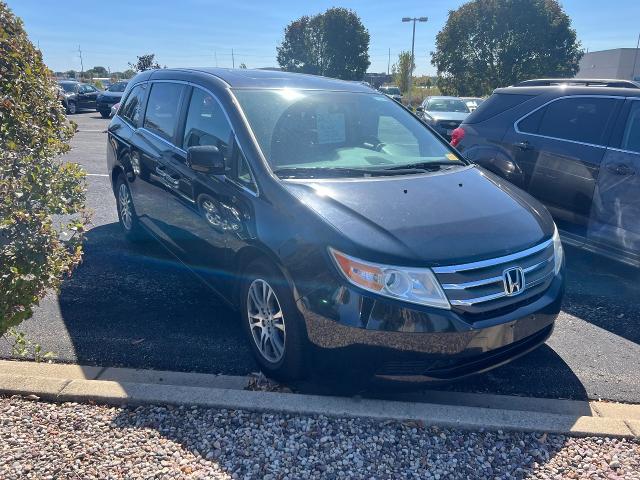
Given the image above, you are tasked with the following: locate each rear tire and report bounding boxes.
[99,110,110,119]
[240,258,308,381]
[115,176,145,242]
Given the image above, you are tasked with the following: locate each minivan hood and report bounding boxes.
[425,111,469,122]
[282,166,553,266]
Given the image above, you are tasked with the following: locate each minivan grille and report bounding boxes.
[433,240,555,317]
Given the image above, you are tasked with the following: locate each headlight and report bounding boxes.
[329,248,450,309]
[553,225,564,275]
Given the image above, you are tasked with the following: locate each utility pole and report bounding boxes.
[387,48,391,75]
[78,44,84,79]
[632,33,640,81]
[401,17,428,107]
[232,48,235,68]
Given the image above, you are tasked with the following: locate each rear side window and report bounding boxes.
[120,84,147,127]
[621,101,640,153]
[517,108,545,134]
[530,97,617,145]
[465,93,534,123]
[144,82,186,141]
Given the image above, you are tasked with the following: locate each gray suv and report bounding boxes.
[455,78,640,266]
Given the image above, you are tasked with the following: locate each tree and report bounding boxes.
[87,65,108,77]
[277,7,370,80]
[120,69,136,79]
[0,2,88,334]
[129,54,161,72]
[393,51,414,94]
[431,0,584,96]
[64,69,76,79]
[239,63,247,69]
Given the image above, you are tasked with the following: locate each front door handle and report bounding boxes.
[155,166,180,187]
[606,163,635,176]
[514,141,532,151]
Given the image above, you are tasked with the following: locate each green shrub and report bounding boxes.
[0,1,89,334]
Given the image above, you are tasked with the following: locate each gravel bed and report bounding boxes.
[0,396,638,479]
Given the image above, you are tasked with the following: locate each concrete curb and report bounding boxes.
[0,361,638,439]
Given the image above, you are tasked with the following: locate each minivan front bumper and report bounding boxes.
[295,271,563,382]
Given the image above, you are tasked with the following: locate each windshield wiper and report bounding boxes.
[385,160,466,171]
[273,166,428,179]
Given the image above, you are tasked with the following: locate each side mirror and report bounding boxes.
[416,106,424,113]
[187,145,225,174]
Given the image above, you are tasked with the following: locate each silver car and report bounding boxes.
[417,96,470,140]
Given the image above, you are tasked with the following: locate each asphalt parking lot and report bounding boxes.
[2,112,639,403]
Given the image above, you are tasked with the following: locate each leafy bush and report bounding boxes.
[0,1,89,334]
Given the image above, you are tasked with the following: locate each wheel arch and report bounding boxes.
[231,244,299,306]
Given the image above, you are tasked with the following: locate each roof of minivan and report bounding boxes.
[148,67,375,92]
[495,85,640,97]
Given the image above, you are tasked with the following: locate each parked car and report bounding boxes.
[58,80,100,114]
[461,97,485,112]
[107,68,564,382]
[96,81,128,118]
[379,85,402,102]
[455,78,640,266]
[417,96,471,141]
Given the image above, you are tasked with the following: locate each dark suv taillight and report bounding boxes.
[450,127,465,147]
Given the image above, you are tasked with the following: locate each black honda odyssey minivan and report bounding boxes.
[107,68,565,382]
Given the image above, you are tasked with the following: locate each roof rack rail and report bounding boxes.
[513,78,640,89]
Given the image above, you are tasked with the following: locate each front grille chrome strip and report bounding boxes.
[432,239,553,274]
[441,257,552,290]
[449,270,555,306]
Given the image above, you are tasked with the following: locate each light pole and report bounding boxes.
[632,32,640,81]
[402,16,428,107]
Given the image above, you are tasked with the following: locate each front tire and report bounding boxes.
[240,259,308,381]
[66,101,77,115]
[99,110,110,119]
[115,176,145,242]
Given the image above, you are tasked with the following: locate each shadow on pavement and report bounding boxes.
[562,245,640,345]
[52,222,590,401]
[290,342,589,401]
[56,222,257,374]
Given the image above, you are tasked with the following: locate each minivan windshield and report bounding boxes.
[233,89,465,178]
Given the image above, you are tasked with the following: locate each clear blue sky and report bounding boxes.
[8,0,640,76]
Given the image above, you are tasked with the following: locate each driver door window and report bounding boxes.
[183,87,232,168]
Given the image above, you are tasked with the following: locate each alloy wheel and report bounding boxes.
[247,279,286,363]
[118,182,133,231]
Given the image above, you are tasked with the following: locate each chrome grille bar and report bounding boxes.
[440,255,553,291]
[449,270,554,306]
[432,239,553,274]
